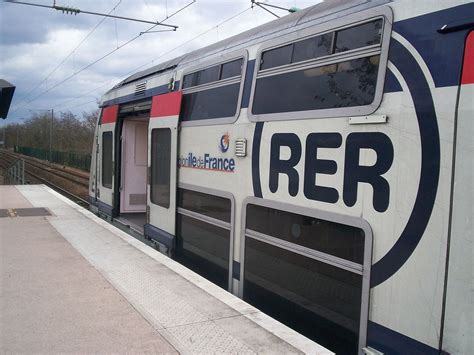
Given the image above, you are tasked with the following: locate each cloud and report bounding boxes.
[0,0,317,125]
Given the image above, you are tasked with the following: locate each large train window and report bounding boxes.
[150,128,171,208]
[180,54,246,125]
[101,131,113,189]
[241,199,372,354]
[250,13,391,121]
[175,187,233,290]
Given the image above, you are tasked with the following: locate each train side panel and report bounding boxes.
[442,30,474,353]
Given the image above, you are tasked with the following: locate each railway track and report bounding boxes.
[1,150,89,187]
[0,150,90,208]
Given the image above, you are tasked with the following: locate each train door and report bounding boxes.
[147,92,182,240]
[97,105,118,212]
[120,119,148,213]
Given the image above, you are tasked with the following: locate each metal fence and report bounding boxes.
[15,146,91,172]
[5,158,25,185]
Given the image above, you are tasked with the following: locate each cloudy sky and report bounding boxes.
[0,0,318,126]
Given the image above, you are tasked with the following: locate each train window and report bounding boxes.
[175,188,232,290]
[243,202,369,354]
[150,128,171,208]
[220,58,243,80]
[182,72,198,89]
[292,33,332,63]
[246,204,365,263]
[180,56,245,123]
[252,17,387,119]
[196,64,220,86]
[177,188,231,222]
[252,56,379,114]
[102,131,113,189]
[243,238,362,354]
[260,44,293,70]
[180,83,240,121]
[335,19,383,53]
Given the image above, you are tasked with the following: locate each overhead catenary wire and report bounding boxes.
[251,1,280,18]
[11,0,123,110]
[9,0,196,116]
[250,0,299,18]
[5,0,178,28]
[144,6,254,69]
[53,5,256,113]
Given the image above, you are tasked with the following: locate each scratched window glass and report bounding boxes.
[150,128,171,208]
[177,188,231,222]
[175,214,230,289]
[260,44,293,70]
[252,56,379,114]
[101,131,113,189]
[246,204,365,263]
[243,238,362,354]
[335,19,383,53]
[180,83,240,121]
[292,33,333,63]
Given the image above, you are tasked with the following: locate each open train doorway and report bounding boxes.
[115,100,151,233]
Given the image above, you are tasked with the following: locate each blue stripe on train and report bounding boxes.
[386,2,474,93]
[383,67,403,93]
[368,321,439,354]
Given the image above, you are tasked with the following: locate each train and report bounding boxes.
[88,0,474,353]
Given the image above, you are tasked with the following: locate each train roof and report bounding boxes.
[111,0,389,91]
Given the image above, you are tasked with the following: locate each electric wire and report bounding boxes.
[54,5,254,113]
[11,0,123,110]
[9,0,196,116]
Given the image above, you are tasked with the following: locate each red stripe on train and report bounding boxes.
[461,31,474,85]
[151,91,182,118]
[101,105,119,124]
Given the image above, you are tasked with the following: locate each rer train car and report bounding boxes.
[89,0,474,353]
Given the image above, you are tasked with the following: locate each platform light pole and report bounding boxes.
[49,109,53,162]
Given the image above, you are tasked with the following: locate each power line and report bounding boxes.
[51,5,255,113]
[9,0,196,116]
[11,0,123,110]
[5,1,178,28]
[29,3,255,115]
[62,99,98,111]
[140,6,253,71]
[250,0,299,18]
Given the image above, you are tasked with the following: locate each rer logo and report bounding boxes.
[220,132,230,153]
[269,132,394,212]
[251,36,442,288]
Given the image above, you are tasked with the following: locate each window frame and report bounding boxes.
[101,131,113,189]
[177,183,235,291]
[179,50,248,127]
[150,128,172,209]
[239,196,373,353]
[248,7,393,122]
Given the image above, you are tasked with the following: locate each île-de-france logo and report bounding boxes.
[219,132,230,153]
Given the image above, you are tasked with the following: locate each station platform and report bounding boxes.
[0,185,332,354]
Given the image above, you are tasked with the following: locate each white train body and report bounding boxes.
[89,0,474,353]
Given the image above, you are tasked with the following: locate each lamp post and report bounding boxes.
[49,109,53,162]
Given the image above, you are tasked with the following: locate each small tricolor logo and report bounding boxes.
[220,133,230,153]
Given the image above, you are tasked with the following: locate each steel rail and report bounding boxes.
[1,151,89,186]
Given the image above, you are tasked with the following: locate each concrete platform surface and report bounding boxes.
[0,185,332,354]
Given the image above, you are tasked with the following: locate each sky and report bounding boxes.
[0,0,319,126]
